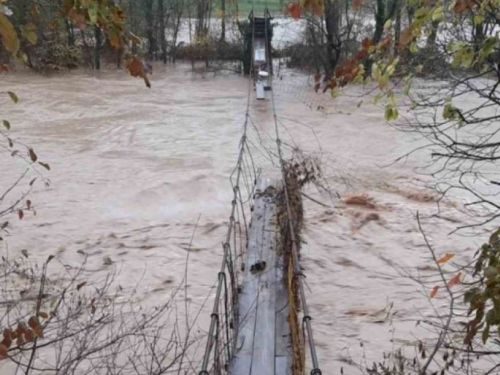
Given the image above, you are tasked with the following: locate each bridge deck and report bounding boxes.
[230,179,291,375]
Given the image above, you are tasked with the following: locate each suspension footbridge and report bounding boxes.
[198,8,322,375]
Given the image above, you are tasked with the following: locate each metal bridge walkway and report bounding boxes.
[229,179,290,375]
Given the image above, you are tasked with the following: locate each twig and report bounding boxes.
[300,191,331,208]
[417,213,455,375]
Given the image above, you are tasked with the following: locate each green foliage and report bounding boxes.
[465,229,500,345]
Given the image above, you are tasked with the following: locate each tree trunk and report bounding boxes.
[158,0,167,63]
[94,26,102,70]
[220,0,226,42]
[394,0,401,55]
[196,0,209,38]
[373,0,387,45]
[473,22,485,69]
[323,0,342,78]
[66,20,75,46]
[172,1,183,63]
[145,0,156,60]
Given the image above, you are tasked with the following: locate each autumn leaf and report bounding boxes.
[8,91,18,103]
[108,28,122,49]
[28,316,39,330]
[24,329,34,342]
[67,8,87,29]
[29,148,37,162]
[126,57,143,78]
[430,285,439,298]
[1,337,11,349]
[126,57,152,88]
[352,0,363,10]
[379,34,392,51]
[38,311,48,319]
[453,0,476,13]
[21,23,37,45]
[448,272,461,287]
[26,200,31,210]
[111,7,126,24]
[399,28,412,50]
[3,120,10,130]
[77,282,87,290]
[38,162,51,171]
[287,3,302,19]
[0,343,7,359]
[0,13,20,55]
[18,210,24,220]
[129,32,141,45]
[29,3,40,21]
[438,253,455,264]
[361,38,373,50]
[34,326,43,338]
[355,49,368,60]
[88,3,98,25]
[0,64,8,72]
[309,0,324,15]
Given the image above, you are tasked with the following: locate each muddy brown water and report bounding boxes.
[0,64,479,373]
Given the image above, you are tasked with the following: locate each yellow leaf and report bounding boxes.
[0,13,20,55]
[432,6,444,22]
[21,23,37,45]
[430,286,439,298]
[7,91,18,103]
[438,253,455,264]
[108,28,121,49]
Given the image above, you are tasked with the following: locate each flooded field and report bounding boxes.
[0,64,479,373]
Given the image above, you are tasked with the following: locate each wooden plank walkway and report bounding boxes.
[229,179,291,375]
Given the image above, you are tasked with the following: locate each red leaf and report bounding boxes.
[18,210,24,220]
[26,200,31,210]
[399,28,412,50]
[287,3,302,19]
[334,58,360,87]
[68,8,87,29]
[448,272,461,287]
[0,344,7,360]
[34,326,43,338]
[453,0,476,12]
[126,57,143,78]
[380,34,392,50]
[352,0,363,10]
[361,38,373,50]
[28,316,39,330]
[24,329,34,342]
[1,337,11,349]
[38,312,48,319]
[355,49,368,61]
[430,286,439,298]
[323,79,337,93]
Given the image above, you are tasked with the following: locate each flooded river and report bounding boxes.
[0,64,479,373]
